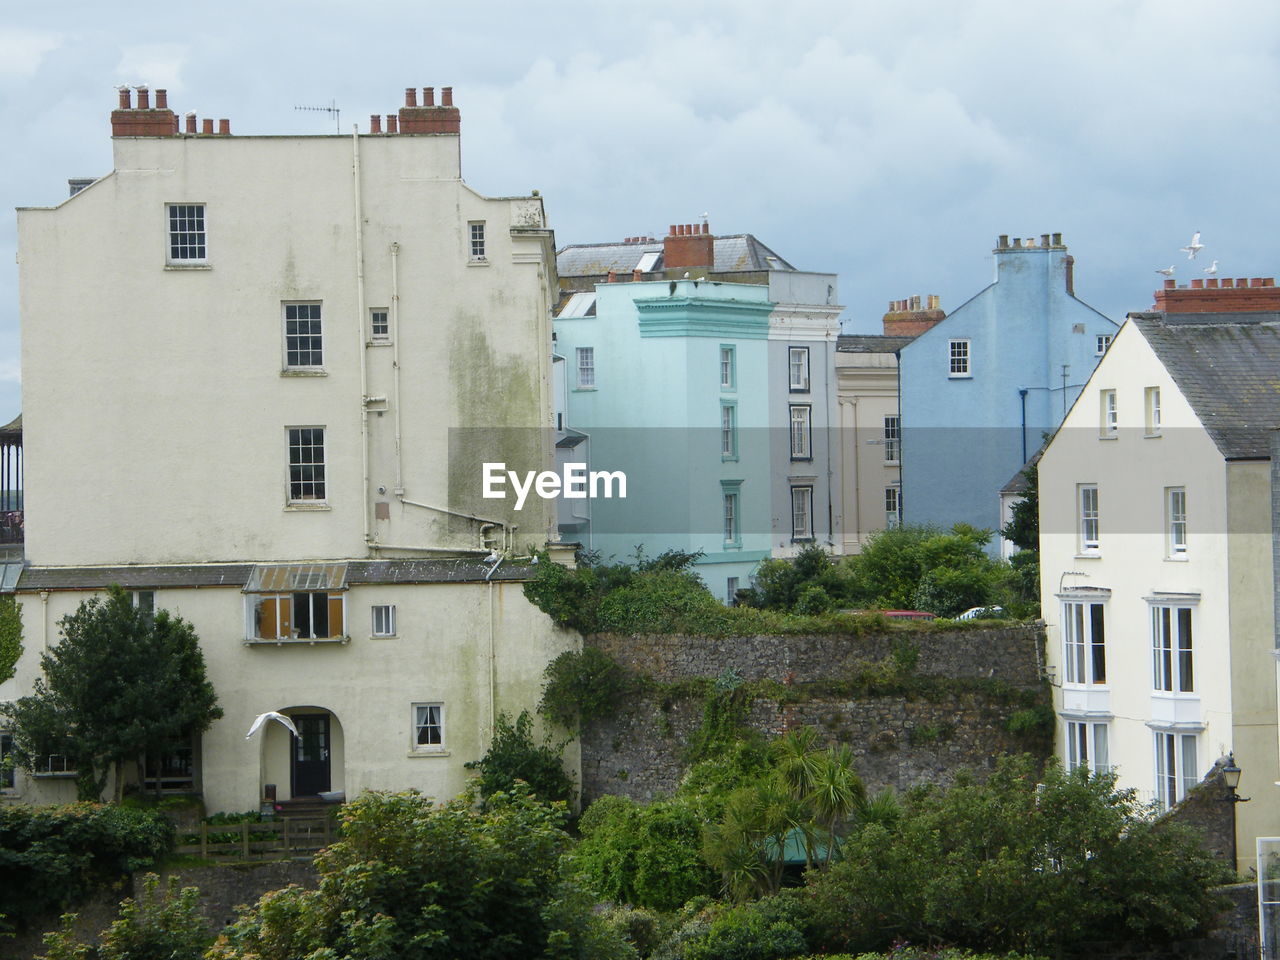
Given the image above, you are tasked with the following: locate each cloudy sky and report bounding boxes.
[2,0,1277,423]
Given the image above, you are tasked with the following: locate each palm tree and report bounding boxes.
[806,744,866,868]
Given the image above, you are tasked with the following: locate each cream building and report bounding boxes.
[1039,281,1280,873]
[2,86,577,813]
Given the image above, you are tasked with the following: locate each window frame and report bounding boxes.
[412,703,445,752]
[1095,334,1113,356]
[1166,487,1187,557]
[883,415,901,464]
[283,302,324,371]
[721,481,742,548]
[885,486,901,529]
[1151,604,1194,693]
[1145,386,1162,437]
[1153,730,1199,809]
[1077,484,1100,554]
[720,345,736,391]
[788,346,810,392]
[247,590,346,641]
[790,485,814,542]
[720,402,738,460]
[1062,600,1106,685]
[1065,719,1110,776]
[1099,389,1117,438]
[948,339,971,378]
[468,221,486,261]
[166,203,207,265]
[370,307,390,343]
[575,346,595,390]
[789,404,812,461]
[287,426,327,504]
[372,604,397,638]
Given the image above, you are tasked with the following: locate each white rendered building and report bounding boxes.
[2,86,576,812]
[1039,279,1280,873]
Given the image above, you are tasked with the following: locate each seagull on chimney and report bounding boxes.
[1179,231,1204,260]
[1203,259,1219,276]
[1155,266,1175,277]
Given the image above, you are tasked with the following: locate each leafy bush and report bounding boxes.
[746,546,852,611]
[596,569,728,634]
[806,756,1232,954]
[465,710,574,806]
[575,795,715,911]
[680,894,810,960]
[0,594,21,685]
[0,803,173,932]
[541,647,637,732]
[208,787,632,960]
[36,873,212,960]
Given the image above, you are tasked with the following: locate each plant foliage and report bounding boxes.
[207,787,632,960]
[0,803,173,933]
[2,586,222,801]
[540,647,636,733]
[465,710,575,807]
[0,594,21,685]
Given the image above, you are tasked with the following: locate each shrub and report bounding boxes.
[0,594,21,685]
[0,803,173,932]
[575,795,715,911]
[675,895,811,960]
[464,710,574,806]
[806,756,1232,954]
[540,646,636,732]
[37,873,212,960]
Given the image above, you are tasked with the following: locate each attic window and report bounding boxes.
[635,251,660,273]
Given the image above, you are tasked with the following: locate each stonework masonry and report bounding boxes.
[581,624,1049,804]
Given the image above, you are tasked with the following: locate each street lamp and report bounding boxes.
[1222,753,1250,803]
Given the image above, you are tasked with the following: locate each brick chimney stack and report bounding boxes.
[663,221,714,274]
[883,294,945,337]
[1154,276,1280,313]
[111,85,179,137]
[395,85,461,135]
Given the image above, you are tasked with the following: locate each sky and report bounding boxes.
[2,0,1278,423]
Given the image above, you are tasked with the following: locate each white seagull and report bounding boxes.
[1203,259,1219,276]
[245,711,299,740]
[1155,265,1175,277]
[1179,231,1204,260]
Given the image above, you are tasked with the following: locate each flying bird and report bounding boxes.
[1155,266,1175,277]
[245,711,299,740]
[1179,231,1204,260]
[1203,259,1219,276]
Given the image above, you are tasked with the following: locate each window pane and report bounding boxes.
[1089,603,1106,684]
[1177,607,1193,692]
[1092,724,1109,773]
[1180,735,1198,797]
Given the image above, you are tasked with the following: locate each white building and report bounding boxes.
[2,86,577,813]
[1039,279,1280,873]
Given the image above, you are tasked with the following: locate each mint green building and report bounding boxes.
[554,277,774,595]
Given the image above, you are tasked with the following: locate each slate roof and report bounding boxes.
[1131,310,1280,460]
[837,335,913,354]
[16,557,535,591]
[557,235,796,277]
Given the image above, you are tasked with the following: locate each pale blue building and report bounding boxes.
[553,276,775,596]
[899,233,1119,540]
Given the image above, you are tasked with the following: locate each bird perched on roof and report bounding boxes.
[1203,259,1219,276]
[1156,265,1175,277]
[245,711,299,740]
[683,271,690,279]
[1179,231,1204,260]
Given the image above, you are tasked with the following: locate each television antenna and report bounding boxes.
[294,100,340,133]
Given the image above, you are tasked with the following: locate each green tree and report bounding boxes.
[1,586,222,802]
[540,647,635,733]
[1000,465,1038,553]
[208,787,632,960]
[807,755,1232,954]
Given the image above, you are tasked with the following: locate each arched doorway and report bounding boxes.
[259,706,345,802]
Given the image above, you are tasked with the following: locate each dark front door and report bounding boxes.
[291,714,331,797]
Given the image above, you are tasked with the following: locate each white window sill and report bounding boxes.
[884,459,901,467]
[1144,433,1163,439]
[367,340,393,348]
[722,455,738,463]
[408,749,450,758]
[371,634,398,640]
[468,259,489,267]
[244,636,351,647]
[1098,434,1118,441]
[1073,552,1102,560]
[948,374,972,379]
[1164,554,1189,563]
[280,369,328,378]
[164,263,211,271]
[285,502,332,512]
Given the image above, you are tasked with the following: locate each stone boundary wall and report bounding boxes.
[588,623,1044,688]
[581,624,1048,804]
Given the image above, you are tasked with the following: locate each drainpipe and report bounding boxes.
[352,126,372,549]
[391,242,405,496]
[39,590,49,651]
[895,349,904,524]
[1019,389,1029,465]
[823,337,835,548]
